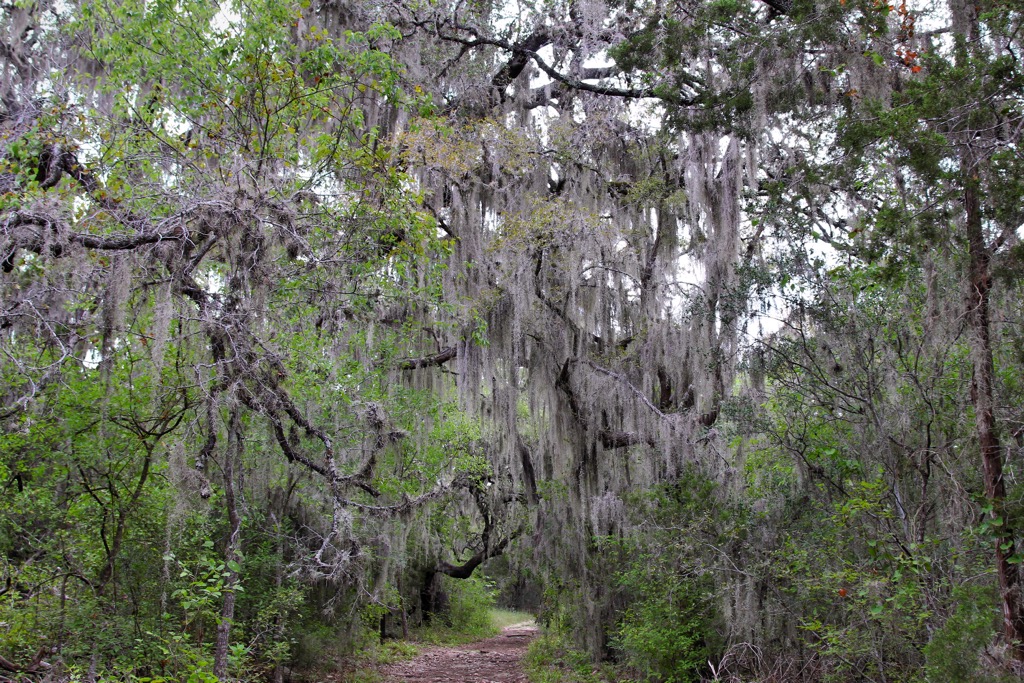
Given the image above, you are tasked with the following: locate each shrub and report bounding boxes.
[445,574,497,635]
[923,584,1004,683]
[612,558,709,683]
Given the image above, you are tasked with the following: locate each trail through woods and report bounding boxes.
[378,624,537,683]
[6,0,1024,678]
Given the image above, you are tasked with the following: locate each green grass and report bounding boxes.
[339,610,537,682]
[409,608,535,646]
[490,608,535,629]
[524,632,627,683]
[330,639,420,683]
[375,640,420,663]
[409,616,496,646]
[410,624,491,646]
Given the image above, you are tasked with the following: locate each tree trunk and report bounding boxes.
[419,569,442,624]
[272,512,286,683]
[214,408,244,679]
[965,172,1024,660]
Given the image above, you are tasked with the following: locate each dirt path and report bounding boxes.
[379,623,538,683]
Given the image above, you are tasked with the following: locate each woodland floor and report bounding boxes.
[378,623,538,683]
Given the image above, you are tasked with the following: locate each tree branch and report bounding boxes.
[424,20,693,104]
[394,346,457,370]
[490,28,551,92]
[586,360,667,419]
[437,533,516,578]
[0,647,50,675]
[2,210,185,272]
[599,429,655,449]
[759,0,793,15]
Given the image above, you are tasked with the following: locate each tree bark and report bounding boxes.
[437,534,515,579]
[965,170,1024,660]
[0,647,50,674]
[214,407,244,679]
[394,346,457,370]
[272,511,286,683]
[598,429,654,449]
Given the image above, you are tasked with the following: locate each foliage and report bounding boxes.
[444,575,497,636]
[3,0,1024,679]
[411,575,499,644]
[611,561,709,683]
[489,608,534,630]
[524,632,620,683]
[605,478,723,683]
[922,584,1005,683]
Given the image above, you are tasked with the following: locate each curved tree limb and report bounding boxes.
[0,647,50,675]
[437,532,517,579]
[393,346,457,369]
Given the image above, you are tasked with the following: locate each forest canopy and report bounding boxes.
[1,0,1023,681]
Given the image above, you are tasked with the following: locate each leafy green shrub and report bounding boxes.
[414,574,498,644]
[446,574,497,635]
[602,474,722,683]
[924,584,1003,683]
[524,632,612,683]
[377,639,420,663]
[612,559,709,683]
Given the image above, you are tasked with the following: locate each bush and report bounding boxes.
[413,574,499,644]
[612,559,709,683]
[446,574,497,635]
[524,632,615,683]
[923,584,1004,683]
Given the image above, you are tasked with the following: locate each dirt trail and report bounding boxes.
[379,623,538,683]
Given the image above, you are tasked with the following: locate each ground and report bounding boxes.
[378,623,538,683]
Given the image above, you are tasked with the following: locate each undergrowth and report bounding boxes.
[411,607,533,645]
[338,572,532,681]
[336,640,420,683]
[411,575,502,644]
[524,632,624,683]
